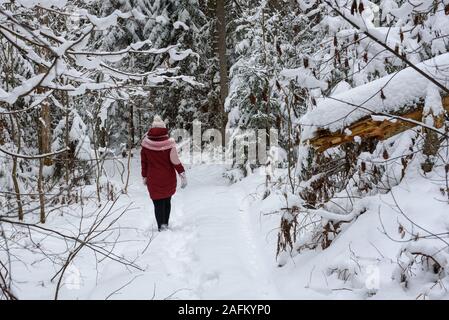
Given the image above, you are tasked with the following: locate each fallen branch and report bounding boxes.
[308,96,449,152]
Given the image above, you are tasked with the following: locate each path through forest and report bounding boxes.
[87,158,281,299]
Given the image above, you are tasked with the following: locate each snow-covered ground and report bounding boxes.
[7,156,283,299]
[6,149,449,300]
[83,161,282,299]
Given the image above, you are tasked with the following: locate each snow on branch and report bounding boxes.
[0,2,199,107]
[322,0,449,95]
[300,53,449,141]
[0,145,70,159]
[307,208,358,223]
[67,42,176,57]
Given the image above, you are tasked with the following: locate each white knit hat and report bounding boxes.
[151,115,166,128]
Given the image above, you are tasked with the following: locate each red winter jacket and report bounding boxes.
[141,127,185,200]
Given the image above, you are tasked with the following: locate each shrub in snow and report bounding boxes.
[395,242,449,298]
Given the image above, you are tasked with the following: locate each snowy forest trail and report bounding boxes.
[88,158,281,299]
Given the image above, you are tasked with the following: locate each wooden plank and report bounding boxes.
[307,96,449,153]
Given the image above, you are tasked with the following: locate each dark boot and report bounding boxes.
[152,199,164,231]
[163,197,172,227]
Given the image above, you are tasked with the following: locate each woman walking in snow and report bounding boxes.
[141,116,187,231]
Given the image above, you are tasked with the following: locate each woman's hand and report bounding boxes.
[142,177,147,185]
[180,172,187,189]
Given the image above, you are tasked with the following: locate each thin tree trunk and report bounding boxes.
[124,103,134,194]
[64,91,70,199]
[93,107,102,205]
[39,102,52,166]
[10,115,24,220]
[216,0,229,145]
[38,158,46,223]
[36,80,50,223]
[260,8,270,165]
[36,7,51,223]
[0,117,5,145]
[137,107,142,140]
[3,26,24,220]
[123,146,132,194]
[129,103,135,148]
[286,95,295,193]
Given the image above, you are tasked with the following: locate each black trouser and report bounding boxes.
[152,197,171,230]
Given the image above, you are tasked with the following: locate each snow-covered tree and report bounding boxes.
[0,0,196,222]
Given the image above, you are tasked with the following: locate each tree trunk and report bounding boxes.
[64,91,71,200]
[3,22,24,220]
[39,98,52,166]
[123,103,134,194]
[129,103,135,148]
[137,107,143,140]
[36,7,51,223]
[216,0,229,145]
[37,8,52,166]
[9,115,24,220]
[35,74,51,224]
[38,158,46,223]
[0,117,5,145]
